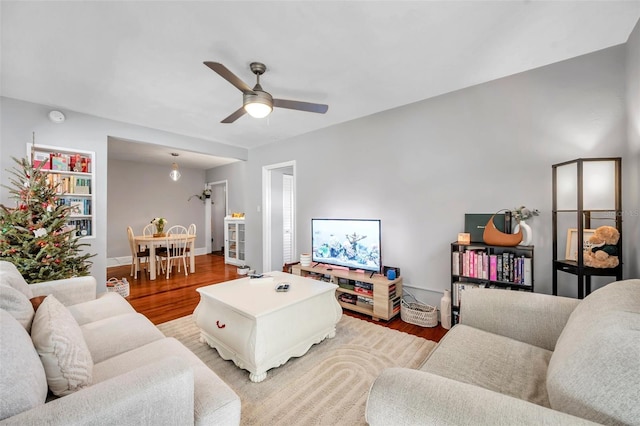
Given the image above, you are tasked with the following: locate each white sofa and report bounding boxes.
[366,279,640,425]
[0,260,241,425]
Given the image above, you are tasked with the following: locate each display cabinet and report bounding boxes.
[552,157,622,298]
[28,144,95,238]
[224,216,245,266]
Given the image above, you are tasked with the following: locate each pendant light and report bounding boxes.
[169,153,181,181]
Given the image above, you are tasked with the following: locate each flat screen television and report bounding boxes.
[311,218,381,273]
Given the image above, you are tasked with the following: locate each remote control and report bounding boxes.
[275,283,290,292]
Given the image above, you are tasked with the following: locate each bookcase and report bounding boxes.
[450,242,534,325]
[291,263,402,321]
[28,144,95,238]
[224,216,245,266]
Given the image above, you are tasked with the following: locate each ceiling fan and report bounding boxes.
[204,61,329,123]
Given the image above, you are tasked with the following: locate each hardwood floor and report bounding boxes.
[107,254,448,343]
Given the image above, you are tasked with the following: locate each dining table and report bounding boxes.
[134,234,196,280]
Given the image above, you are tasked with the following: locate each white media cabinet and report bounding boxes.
[291,264,402,321]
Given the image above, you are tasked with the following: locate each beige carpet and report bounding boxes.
[158,314,436,425]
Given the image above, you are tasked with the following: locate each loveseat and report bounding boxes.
[366,279,640,425]
[0,260,241,425]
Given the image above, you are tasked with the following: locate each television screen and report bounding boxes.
[311,219,381,273]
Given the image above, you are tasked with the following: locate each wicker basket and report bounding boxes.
[106,277,130,298]
[401,293,438,328]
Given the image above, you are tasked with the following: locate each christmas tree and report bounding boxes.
[0,157,95,283]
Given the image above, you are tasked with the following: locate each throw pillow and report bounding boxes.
[30,295,93,396]
[30,296,47,312]
[0,262,34,299]
[0,310,47,420]
[0,283,35,332]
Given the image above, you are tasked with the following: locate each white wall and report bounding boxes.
[240,45,630,306]
[3,38,637,298]
[625,19,640,279]
[0,96,247,291]
[107,158,207,261]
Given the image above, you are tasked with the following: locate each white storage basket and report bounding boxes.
[106,277,130,298]
[400,292,438,328]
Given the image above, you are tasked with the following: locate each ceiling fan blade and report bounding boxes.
[221,107,247,124]
[273,99,329,114]
[204,61,254,94]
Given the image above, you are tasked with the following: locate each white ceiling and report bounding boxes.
[2,1,639,168]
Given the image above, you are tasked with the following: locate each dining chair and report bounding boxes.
[144,223,168,274]
[127,226,150,279]
[157,225,189,279]
[185,223,196,255]
[142,223,155,236]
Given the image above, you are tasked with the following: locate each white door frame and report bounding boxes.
[262,161,296,272]
[205,180,228,254]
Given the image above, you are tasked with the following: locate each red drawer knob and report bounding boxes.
[216,320,226,329]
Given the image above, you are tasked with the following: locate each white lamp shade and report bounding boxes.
[244,101,272,118]
[169,163,181,181]
[583,161,616,210]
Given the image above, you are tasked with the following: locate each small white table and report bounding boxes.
[134,234,196,280]
[193,271,342,382]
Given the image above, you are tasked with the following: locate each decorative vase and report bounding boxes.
[153,222,165,237]
[440,289,452,330]
[514,220,532,246]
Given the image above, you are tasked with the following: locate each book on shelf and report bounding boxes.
[354,286,373,296]
[453,249,531,285]
[338,293,357,305]
[45,152,92,173]
[392,297,401,314]
[452,251,460,275]
[356,295,374,309]
[452,281,481,307]
[523,257,532,286]
[489,255,497,280]
[354,281,373,296]
[388,283,397,299]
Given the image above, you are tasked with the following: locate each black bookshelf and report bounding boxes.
[450,242,534,325]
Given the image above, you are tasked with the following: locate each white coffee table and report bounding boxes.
[193,271,342,382]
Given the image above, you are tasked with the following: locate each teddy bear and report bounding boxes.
[583,225,620,268]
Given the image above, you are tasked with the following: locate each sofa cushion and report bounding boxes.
[31,295,93,396]
[80,313,165,363]
[547,279,640,425]
[0,283,35,331]
[93,337,241,425]
[67,292,136,326]
[421,324,552,407]
[0,261,34,299]
[0,309,48,420]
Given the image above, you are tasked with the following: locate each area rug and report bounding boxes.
[158,314,436,425]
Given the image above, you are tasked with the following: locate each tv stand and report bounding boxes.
[291,264,402,321]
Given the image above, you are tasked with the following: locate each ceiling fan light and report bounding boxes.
[169,162,181,181]
[244,102,272,118]
[243,90,273,118]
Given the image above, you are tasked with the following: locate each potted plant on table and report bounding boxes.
[151,217,167,237]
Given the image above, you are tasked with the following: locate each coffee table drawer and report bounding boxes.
[194,299,254,356]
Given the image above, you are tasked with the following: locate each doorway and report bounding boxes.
[205,180,228,255]
[262,161,296,272]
